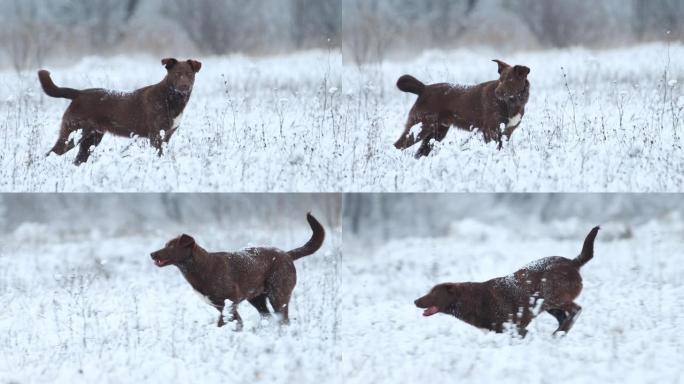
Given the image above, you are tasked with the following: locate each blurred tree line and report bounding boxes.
[0,194,341,233]
[0,0,340,70]
[343,194,684,242]
[0,0,681,68]
[343,0,683,63]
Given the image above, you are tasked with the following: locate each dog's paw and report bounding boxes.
[552,330,568,338]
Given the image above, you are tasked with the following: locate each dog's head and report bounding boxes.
[161,58,202,95]
[493,60,530,102]
[414,283,464,317]
[150,234,196,267]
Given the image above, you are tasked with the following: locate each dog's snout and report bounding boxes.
[174,79,192,92]
[150,252,158,259]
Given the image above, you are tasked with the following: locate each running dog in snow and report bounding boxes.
[150,213,325,331]
[38,58,201,165]
[394,60,530,158]
[415,226,599,337]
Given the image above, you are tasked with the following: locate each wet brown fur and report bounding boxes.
[150,213,325,331]
[38,58,201,165]
[415,227,599,337]
[395,60,530,158]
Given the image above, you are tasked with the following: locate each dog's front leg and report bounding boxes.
[482,124,503,150]
[211,301,227,327]
[551,303,582,336]
[150,135,164,156]
[516,324,529,338]
[228,303,244,332]
[481,128,495,145]
[162,127,178,144]
[502,119,522,148]
[74,130,104,165]
[216,311,226,327]
[494,126,504,150]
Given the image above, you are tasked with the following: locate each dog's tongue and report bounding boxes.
[154,259,165,267]
[423,306,439,317]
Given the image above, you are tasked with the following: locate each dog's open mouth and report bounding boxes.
[154,258,171,267]
[422,306,440,316]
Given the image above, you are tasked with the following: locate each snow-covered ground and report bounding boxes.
[341,216,684,383]
[1,195,683,383]
[0,51,342,192]
[0,221,342,383]
[1,44,682,192]
[341,43,684,192]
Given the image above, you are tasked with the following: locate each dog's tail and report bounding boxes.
[38,70,80,100]
[397,75,425,95]
[287,213,325,261]
[574,226,600,267]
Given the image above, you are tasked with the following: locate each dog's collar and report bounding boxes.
[176,249,194,268]
[171,90,190,98]
[167,85,191,97]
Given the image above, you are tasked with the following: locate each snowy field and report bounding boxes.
[1,44,682,192]
[0,51,342,192]
[0,221,342,383]
[341,43,684,192]
[341,217,684,383]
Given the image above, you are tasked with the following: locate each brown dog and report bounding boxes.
[395,60,530,158]
[150,213,325,330]
[415,226,599,337]
[38,58,201,165]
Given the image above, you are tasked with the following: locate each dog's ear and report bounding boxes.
[161,58,178,70]
[187,60,202,73]
[178,234,195,247]
[493,59,510,75]
[514,65,530,77]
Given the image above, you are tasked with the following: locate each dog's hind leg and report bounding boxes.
[394,115,420,149]
[248,294,271,318]
[550,303,582,336]
[47,121,76,156]
[74,130,104,165]
[433,125,450,143]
